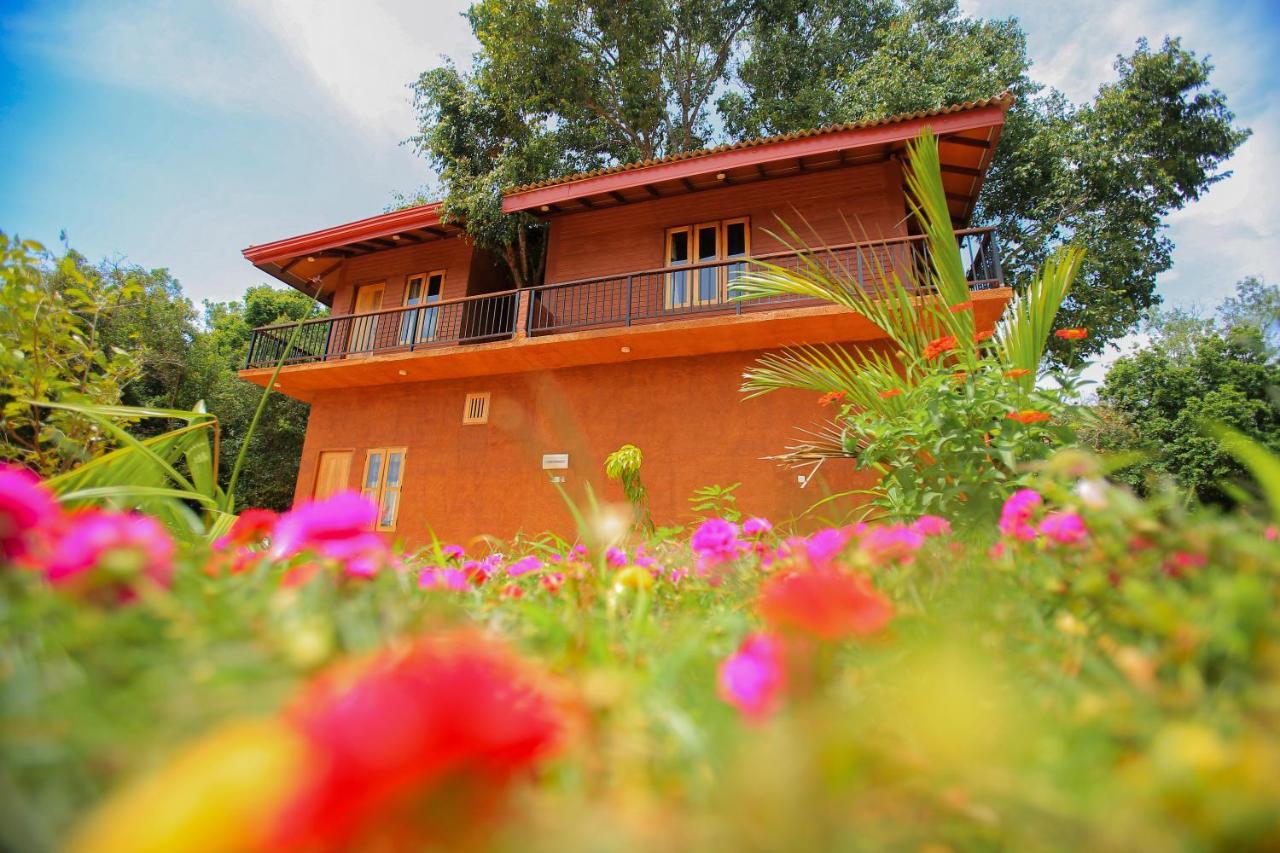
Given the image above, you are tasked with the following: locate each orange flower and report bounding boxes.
[974,330,993,343]
[878,388,902,399]
[1004,368,1032,379]
[923,335,958,360]
[1054,328,1088,340]
[818,390,847,407]
[758,567,893,641]
[1006,410,1051,424]
[949,301,974,313]
[950,371,968,383]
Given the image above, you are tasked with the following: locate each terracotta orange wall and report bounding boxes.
[293,347,884,544]
[544,160,907,284]
[328,237,484,315]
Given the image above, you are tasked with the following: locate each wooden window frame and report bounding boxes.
[361,447,408,532]
[664,226,692,310]
[663,217,751,309]
[401,269,447,344]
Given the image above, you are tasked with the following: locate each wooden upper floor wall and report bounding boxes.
[544,159,907,284]
[325,236,508,316]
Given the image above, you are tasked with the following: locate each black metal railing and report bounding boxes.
[525,227,1001,335]
[243,228,1002,369]
[244,290,519,369]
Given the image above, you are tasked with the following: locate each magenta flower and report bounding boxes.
[506,555,543,577]
[440,544,465,560]
[270,492,392,578]
[1038,511,1088,545]
[910,515,951,537]
[803,527,854,569]
[45,510,174,602]
[999,489,1043,541]
[742,517,772,537]
[419,567,468,590]
[691,518,744,574]
[718,633,787,722]
[0,463,60,564]
[605,547,628,567]
[860,524,925,566]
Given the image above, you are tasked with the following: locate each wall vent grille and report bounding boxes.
[462,392,491,425]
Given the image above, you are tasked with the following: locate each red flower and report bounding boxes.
[818,390,847,407]
[974,330,993,343]
[758,567,893,641]
[274,633,563,850]
[1054,328,1088,340]
[949,301,974,313]
[1003,368,1032,379]
[215,509,278,549]
[923,335,958,360]
[1006,410,1051,424]
[879,388,903,399]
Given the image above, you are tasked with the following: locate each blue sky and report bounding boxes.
[2,0,1278,357]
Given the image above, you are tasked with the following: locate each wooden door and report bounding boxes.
[348,283,385,354]
[313,450,352,499]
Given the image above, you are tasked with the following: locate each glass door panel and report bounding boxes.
[664,227,691,309]
[694,222,720,305]
[724,219,750,296]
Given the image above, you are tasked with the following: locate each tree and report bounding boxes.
[1092,278,1280,505]
[0,233,141,476]
[410,0,762,289]
[412,1,1248,357]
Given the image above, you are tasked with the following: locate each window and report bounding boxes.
[664,218,750,309]
[361,447,406,531]
[399,270,446,345]
[462,392,491,425]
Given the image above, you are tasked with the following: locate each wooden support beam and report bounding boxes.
[421,226,449,238]
[680,177,696,192]
[756,163,768,178]
[643,184,661,198]
[940,134,990,149]
[578,196,595,208]
[945,192,972,204]
[941,164,983,178]
[608,190,628,204]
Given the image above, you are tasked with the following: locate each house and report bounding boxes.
[239,95,1013,542]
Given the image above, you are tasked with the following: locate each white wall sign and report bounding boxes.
[542,453,569,470]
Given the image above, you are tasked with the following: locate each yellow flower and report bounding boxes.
[67,719,308,853]
[613,565,654,592]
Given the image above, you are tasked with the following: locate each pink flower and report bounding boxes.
[505,555,543,577]
[742,517,772,537]
[605,547,628,567]
[419,567,468,590]
[691,518,744,573]
[441,544,465,560]
[999,489,1043,541]
[910,515,951,537]
[540,572,564,593]
[1266,526,1277,542]
[802,527,854,568]
[44,510,174,602]
[1164,551,1207,578]
[1038,512,1088,545]
[271,492,392,579]
[717,633,787,722]
[501,583,525,598]
[859,524,925,566]
[0,463,60,564]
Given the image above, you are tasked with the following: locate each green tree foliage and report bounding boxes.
[413,0,1248,358]
[0,234,141,476]
[1092,278,1280,505]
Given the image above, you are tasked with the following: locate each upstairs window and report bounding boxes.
[362,447,407,531]
[400,270,445,345]
[664,218,750,309]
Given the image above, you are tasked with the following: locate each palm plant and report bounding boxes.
[733,130,1086,521]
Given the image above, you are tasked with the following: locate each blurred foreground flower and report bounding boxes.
[270,491,394,579]
[274,633,564,850]
[718,632,787,722]
[45,510,174,603]
[0,461,59,564]
[758,567,892,640]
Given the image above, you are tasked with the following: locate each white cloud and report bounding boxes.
[233,0,477,143]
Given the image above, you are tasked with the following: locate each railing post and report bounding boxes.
[990,230,1004,287]
[625,275,633,326]
[244,331,256,369]
[515,288,532,338]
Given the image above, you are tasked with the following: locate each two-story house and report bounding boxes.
[239,95,1012,542]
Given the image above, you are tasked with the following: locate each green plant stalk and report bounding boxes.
[224,290,323,512]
